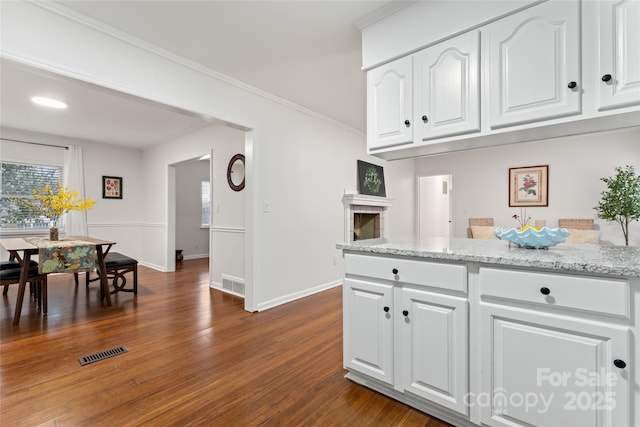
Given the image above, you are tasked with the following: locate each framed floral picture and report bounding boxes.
[358,160,386,197]
[102,176,123,199]
[509,165,548,207]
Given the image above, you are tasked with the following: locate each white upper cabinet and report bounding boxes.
[489,0,581,129]
[363,0,639,160]
[367,55,413,150]
[416,31,481,141]
[599,0,640,110]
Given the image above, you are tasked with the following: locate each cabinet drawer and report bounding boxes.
[479,267,629,317]
[344,253,466,293]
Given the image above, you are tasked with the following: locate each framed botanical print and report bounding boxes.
[102,176,123,199]
[509,165,548,207]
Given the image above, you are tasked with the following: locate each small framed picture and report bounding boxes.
[358,160,386,197]
[102,176,123,199]
[509,165,548,207]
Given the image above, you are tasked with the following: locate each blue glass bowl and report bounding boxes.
[495,226,569,249]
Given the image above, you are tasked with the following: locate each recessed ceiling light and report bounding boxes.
[31,96,67,109]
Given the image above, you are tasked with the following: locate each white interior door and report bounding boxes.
[418,174,452,239]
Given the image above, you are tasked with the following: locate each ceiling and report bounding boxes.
[0,1,406,149]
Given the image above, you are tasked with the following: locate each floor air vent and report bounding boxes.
[78,346,128,366]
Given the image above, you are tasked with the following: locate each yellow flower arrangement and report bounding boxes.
[25,183,95,225]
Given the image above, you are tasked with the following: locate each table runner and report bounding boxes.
[24,237,96,274]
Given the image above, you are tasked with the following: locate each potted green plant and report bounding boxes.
[594,165,640,246]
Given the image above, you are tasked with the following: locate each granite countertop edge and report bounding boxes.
[337,238,640,278]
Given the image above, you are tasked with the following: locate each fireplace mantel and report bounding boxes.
[342,193,394,208]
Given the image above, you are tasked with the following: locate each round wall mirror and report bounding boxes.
[227,153,245,191]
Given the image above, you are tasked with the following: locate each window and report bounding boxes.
[201,180,211,227]
[0,161,63,229]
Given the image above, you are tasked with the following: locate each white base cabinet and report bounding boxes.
[400,287,468,415]
[480,303,630,427]
[343,277,394,384]
[343,253,469,420]
[478,267,632,427]
[342,252,638,426]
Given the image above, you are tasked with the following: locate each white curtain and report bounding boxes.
[63,146,89,236]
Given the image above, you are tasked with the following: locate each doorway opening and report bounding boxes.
[167,127,254,311]
[418,174,453,239]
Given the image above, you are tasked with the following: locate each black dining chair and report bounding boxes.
[1,260,40,299]
[1,263,48,322]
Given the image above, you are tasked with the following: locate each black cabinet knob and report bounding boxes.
[404,119,411,127]
[421,115,428,123]
[402,310,409,317]
[540,287,551,295]
[602,74,612,82]
[614,359,626,369]
[383,306,390,313]
[567,81,577,89]
[392,268,399,275]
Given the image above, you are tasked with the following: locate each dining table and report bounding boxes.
[0,235,116,325]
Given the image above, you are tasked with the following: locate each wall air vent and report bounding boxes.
[221,274,245,297]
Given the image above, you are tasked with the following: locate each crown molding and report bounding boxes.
[28,1,365,137]
[352,0,418,30]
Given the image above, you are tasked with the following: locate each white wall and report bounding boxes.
[414,127,640,246]
[380,157,416,239]
[0,1,416,311]
[0,127,146,261]
[206,124,245,288]
[175,159,209,259]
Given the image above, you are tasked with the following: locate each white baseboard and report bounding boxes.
[183,253,209,260]
[138,260,167,272]
[256,280,342,311]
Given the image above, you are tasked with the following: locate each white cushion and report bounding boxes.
[565,229,600,244]
[470,225,498,239]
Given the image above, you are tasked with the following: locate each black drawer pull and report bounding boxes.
[383,306,390,313]
[392,268,398,275]
[402,310,409,317]
[540,287,551,295]
[614,359,626,369]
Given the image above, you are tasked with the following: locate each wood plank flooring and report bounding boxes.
[1,259,452,426]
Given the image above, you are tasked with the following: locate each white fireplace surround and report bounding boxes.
[342,192,393,243]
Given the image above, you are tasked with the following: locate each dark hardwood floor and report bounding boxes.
[1,259,452,426]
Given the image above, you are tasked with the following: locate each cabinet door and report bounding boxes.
[480,303,630,427]
[599,0,640,110]
[490,0,581,129]
[416,31,480,141]
[343,278,394,384]
[400,287,468,415]
[367,56,413,150]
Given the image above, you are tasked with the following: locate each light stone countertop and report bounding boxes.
[337,237,640,277]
